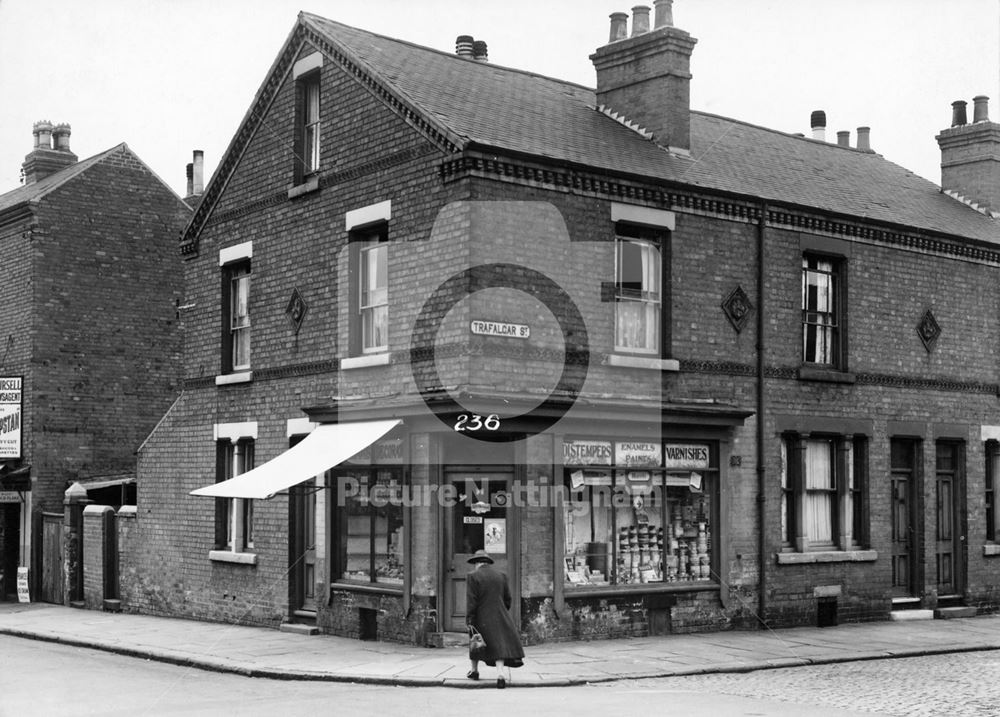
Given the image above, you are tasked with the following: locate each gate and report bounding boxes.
[39,512,63,604]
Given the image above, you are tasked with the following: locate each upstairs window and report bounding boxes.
[292,51,323,185]
[614,229,662,354]
[802,255,843,367]
[222,262,251,373]
[302,74,321,175]
[360,239,388,353]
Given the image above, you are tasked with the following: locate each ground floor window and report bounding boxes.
[332,468,403,585]
[215,438,254,552]
[781,432,867,551]
[563,464,716,587]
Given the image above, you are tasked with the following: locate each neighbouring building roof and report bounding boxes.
[0,144,126,217]
[300,13,998,245]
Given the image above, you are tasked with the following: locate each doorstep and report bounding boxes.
[889,609,934,621]
[279,622,320,635]
[934,606,978,619]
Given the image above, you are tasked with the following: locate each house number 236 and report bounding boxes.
[454,414,501,432]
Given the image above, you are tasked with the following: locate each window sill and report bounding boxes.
[983,544,1000,556]
[216,371,252,386]
[330,581,403,596]
[797,366,856,384]
[287,175,320,199]
[608,354,680,371]
[563,581,718,598]
[341,353,390,370]
[776,549,877,564]
[209,550,258,565]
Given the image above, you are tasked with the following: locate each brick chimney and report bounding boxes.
[590,1,697,153]
[21,121,78,184]
[936,95,1000,212]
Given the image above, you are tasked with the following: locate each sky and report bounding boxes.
[0,0,997,198]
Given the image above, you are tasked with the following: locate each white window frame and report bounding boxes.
[359,241,388,354]
[614,235,661,354]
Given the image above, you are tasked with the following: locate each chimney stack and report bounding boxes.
[856,126,871,152]
[591,2,697,152]
[21,120,78,184]
[185,163,194,197]
[937,96,1000,212]
[810,110,826,141]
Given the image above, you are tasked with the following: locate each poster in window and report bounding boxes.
[484,518,506,553]
[0,377,22,460]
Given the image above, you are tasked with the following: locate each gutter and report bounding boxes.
[756,201,768,627]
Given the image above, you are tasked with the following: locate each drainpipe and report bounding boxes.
[756,201,768,627]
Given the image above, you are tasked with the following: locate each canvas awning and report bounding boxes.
[190,418,402,500]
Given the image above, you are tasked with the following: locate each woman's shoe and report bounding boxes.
[466,670,479,681]
[497,677,506,689]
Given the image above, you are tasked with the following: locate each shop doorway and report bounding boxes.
[934,442,966,600]
[889,439,920,599]
[289,478,318,617]
[443,471,513,632]
[1,502,20,600]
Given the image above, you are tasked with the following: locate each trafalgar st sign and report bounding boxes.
[0,377,22,460]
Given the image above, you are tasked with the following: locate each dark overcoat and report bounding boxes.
[466,564,525,667]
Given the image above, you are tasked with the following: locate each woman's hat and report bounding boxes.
[467,549,494,564]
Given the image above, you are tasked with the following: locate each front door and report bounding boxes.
[444,472,512,632]
[890,439,919,598]
[934,442,966,599]
[290,478,318,616]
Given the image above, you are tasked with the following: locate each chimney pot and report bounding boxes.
[192,150,204,195]
[810,110,826,141]
[973,95,990,123]
[52,123,72,152]
[631,5,651,36]
[455,35,474,58]
[836,130,850,147]
[856,126,871,152]
[609,12,629,42]
[473,40,488,62]
[951,100,968,127]
[653,0,673,28]
[34,120,53,150]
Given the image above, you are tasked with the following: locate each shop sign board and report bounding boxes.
[470,320,530,339]
[0,491,20,503]
[615,441,661,468]
[16,566,29,603]
[345,438,404,465]
[563,440,612,466]
[0,377,22,460]
[663,443,711,469]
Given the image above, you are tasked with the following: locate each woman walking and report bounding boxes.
[465,550,524,688]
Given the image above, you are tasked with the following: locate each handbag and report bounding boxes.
[468,626,488,659]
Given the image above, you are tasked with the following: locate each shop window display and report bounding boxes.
[563,468,715,587]
[335,469,404,585]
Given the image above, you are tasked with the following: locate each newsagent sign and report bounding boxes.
[0,377,22,460]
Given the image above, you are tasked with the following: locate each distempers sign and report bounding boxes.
[663,443,710,469]
[0,377,22,460]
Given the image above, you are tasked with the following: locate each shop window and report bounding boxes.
[562,444,716,587]
[987,441,998,542]
[802,254,845,368]
[333,468,403,585]
[782,433,867,552]
[348,223,388,357]
[221,261,251,374]
[614,227,663,355]
[215,438,255,553]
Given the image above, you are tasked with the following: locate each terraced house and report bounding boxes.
[125,2,1000,644]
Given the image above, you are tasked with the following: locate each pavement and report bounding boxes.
[1,601,999,688]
